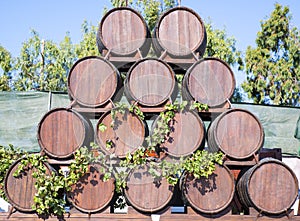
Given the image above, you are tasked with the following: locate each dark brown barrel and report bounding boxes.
[125,164,174,213]
[207,108,264,159]
[152,110,205,157]
[4,156,53,212]
[182,57,236,107]
[68,163,115,213]
[95,109,147,158]
[97,7,151,57]
[237,158,299,214]
[67,56,122,108]
[181,164,235,214]
[124,58,177,106]
[37,108,93,159]
[153,6,207,58]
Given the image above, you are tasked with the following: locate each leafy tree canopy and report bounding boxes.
[242,4,300,106]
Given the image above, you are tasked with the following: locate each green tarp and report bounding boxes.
[0,92,299,156]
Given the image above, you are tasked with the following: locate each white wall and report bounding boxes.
[282,157,300,215]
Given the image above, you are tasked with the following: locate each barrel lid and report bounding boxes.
[98,7,150,56]
[4,157,53,212]
[182,164,235,214]
[212,108,264,159]
[155,6,206,57]
[68,163,115,213]
[95,109,147,158]
[184,57,236,107]
[152,110,205,157]
[67,56,120,107]
[125,164,174,212]
[246,158,299,214]
[125,58,176,106]
[37,108,87,158]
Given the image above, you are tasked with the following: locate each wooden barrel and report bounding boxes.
[97,7,151,57]
[68,163,115,213]
[151,110,205,157]
[67,56,122,108]
[181,164,235,214]
[37,108,93,159]
[125,164,174,213]
[153,6,207,58]
[4,156,53,212]
[95,108,147,158]
[207,108,264,159]
[237,158,299,214]
[182,57,236,107]
[124,58,177,107]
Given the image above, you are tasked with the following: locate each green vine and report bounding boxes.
[13,153,66,216]
[0,144,24,200]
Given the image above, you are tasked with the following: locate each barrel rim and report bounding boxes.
[183,57,236,107]
[154,6,206,57]
[182,164,235,214]
[98,7,150,56]
[67,55,120,107]
[95,108,147,158]
[67,163,115,213]
[4,156,53,212]
[246,158,299,214]
[125,57,176,106]
[124,164,174,213]
[37,107,87,158]
[151,109,205,157]
[211,108,264,159]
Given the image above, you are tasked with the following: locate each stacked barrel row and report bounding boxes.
[3,6,299,217]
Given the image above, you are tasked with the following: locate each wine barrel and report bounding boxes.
[4,156,53,212]
[237,158,299,215]
[68,163,115,213]
[95,108,147,158]
[151,110,205,157]
[124,58,177,107]
[182,57,236,107]
[153,6,207,58]
[207,108,264,159]
[97,7,151,57]
[181,164,235,214]
[37,108,93,159]
[125,164,174,213]
[67,56,122,108]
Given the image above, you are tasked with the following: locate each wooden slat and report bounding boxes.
[0,210,298,221]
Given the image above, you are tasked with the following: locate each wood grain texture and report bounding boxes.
[38,108,93,159]
[68,56,121,108]
[207,108,264,159]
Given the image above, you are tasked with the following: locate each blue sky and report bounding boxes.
[0,0,299,86]
[0,0,299,56]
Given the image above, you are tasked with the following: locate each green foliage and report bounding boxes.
[242,4,300,106]
[5,21,98,92]
[204,21,244,69]
[13,153,66,216]
[0,46,13,91]
[13,30,76,91]
[0,144,24,200]
[74,21,100,58]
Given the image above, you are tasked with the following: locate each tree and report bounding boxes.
[0,46,13,91]
[75,20,100,58]
[13,30,76,91]
[242,4,300,106]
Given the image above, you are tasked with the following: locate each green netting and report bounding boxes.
[0,92,299,156]
[0,92,69,152]
[232,103,300,157]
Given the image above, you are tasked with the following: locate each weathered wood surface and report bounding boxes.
[1,207,298,221]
